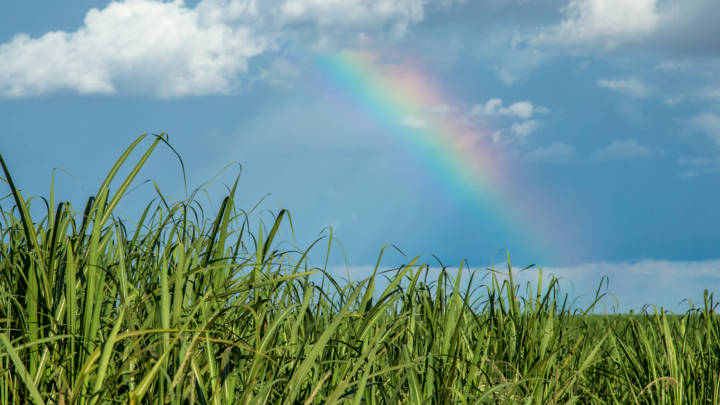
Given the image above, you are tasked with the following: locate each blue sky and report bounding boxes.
[1,0,720,310]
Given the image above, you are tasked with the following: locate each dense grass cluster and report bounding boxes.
[1,134,719,404]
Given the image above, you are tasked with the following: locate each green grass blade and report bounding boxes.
[0,334,45,405]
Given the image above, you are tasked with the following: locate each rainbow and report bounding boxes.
[314,50,574,264]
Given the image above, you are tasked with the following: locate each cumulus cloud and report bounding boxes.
[0,0,270,97]
[596,78,650,98]
[533,0,663,49]
[472,98,550,119]
[525,142,576,163]
[688,112,720,145]
[592,139,652,161]
[0,0,428,98]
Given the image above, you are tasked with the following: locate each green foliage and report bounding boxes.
[1,134,719,404]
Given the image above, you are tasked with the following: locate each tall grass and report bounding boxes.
[1,134,719,404]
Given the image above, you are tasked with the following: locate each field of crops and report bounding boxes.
[1,134,719,404]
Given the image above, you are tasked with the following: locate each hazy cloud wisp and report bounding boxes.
[688,112,720,146]
[596,78,650,98]
[525,142,577,163]
[592,139,653,161]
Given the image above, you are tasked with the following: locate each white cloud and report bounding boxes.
[511,120,540,136]
[688,112,720,145]
[472,98,549,145]
[525,142,576,163]
[592,139,652,161]
[489,120,541,146]
[0,0,272,98]
[0,0,429,98]
[472,98,550,119]
[535,106,551,114]
[533,0,662,49]
[0,1,267,97]
[527,0,720,59]
[597,78,649,98]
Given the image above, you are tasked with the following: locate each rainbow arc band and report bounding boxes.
[315,50,567,263]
